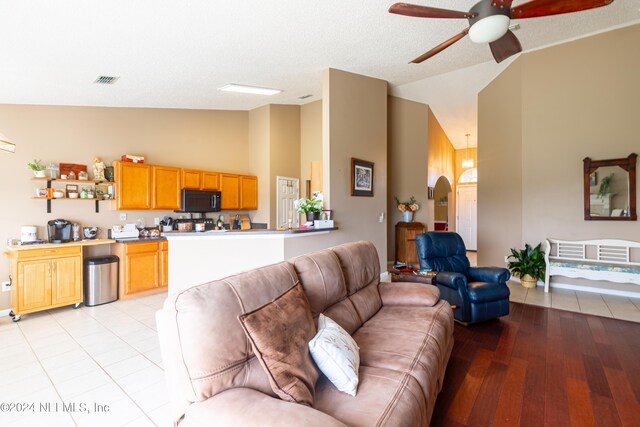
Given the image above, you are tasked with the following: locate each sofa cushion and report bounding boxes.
[161,261,300,410]
[314,366,429,427]
[292,249,347,316]
[309,314,360,396]
[331,241,382,323]
[239,283,319,406]
[352,301,454,404]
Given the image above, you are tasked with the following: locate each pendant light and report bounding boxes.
[461,133,474,169]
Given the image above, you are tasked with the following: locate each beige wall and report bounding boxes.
[387,96,428,261]
[426,107,456,232]
[248,105,270,224]
[300,101,323,196]
[269,105,301,228]
[478,24,640,272]
[0,104,250,310]
[323,68,388,270]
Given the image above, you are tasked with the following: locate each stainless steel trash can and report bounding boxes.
[84,255,119,307]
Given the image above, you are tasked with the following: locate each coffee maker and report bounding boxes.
[47,219,72,243]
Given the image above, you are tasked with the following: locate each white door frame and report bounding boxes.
[456,184,477,250]
[276,176,300,230]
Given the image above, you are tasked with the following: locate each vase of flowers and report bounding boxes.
[395,196,419,223]
[295,197,323,222]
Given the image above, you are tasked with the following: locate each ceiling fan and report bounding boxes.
[389,0,615,64]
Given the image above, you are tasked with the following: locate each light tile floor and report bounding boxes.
[507,281,640,322]
[0,292,169,427]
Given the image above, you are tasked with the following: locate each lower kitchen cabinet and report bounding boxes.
[114,240,168,299]
[7,246,83,320]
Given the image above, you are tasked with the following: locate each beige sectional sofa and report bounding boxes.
[157,240,454,426]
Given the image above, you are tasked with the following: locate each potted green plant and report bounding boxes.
[27,159,47,178]
[507,243,546,288]
[598,174,613,198]
[296,197,323,222]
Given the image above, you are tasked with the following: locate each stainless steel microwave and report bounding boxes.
[177,189,221,213]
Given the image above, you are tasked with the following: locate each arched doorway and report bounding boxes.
[433,176,452,231]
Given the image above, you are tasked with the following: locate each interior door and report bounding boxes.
[457,185,477,250]
[276,177,299,229]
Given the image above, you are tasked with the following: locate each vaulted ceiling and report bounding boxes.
[1,1,638,148]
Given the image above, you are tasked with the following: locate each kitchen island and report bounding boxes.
[164,228,339,294]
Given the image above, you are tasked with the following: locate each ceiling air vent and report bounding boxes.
[298,94,313,100]
[94,75,119,85]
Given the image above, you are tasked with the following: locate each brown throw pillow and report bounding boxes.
[238,283,319,406]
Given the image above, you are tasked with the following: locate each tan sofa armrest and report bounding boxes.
[182,388,347,427]
[379,282,440,307]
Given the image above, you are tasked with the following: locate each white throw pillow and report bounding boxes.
[308,313,360,396]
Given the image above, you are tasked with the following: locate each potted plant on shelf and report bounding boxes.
[27,159,47,178]
[507,243,546,288]
[395,196,420,222]
[296,197,323,222]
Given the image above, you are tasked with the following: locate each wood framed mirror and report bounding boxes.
[583,153,637,221]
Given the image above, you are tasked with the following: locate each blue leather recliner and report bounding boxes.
[416,232,511,324]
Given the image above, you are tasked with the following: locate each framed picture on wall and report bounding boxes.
[351,158,374,197]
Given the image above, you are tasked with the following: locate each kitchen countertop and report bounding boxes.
[5,238,115,251]
[114,237,167,243]
[163,227,338,237]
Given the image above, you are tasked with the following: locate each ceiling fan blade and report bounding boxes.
[511,0,614,19]
[489,30,522,63]
[389,3,475,19]
[411,28,469,64]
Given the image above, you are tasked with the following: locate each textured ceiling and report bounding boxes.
[0,1,638,147]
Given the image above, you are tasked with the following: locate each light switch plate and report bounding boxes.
[1,281,10,292]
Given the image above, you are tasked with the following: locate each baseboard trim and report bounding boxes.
[511,277,640,299]
[0,309,12,317]
[547,281,640,299]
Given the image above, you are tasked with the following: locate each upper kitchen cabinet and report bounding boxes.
[114,161,152,210]
[181,169,201,189]
[152,165,181,210]
[240,175,258,210]
[220,173,240,210]
[181,169,219,191]
[201,171,220,190]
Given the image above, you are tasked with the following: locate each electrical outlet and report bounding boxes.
[1,281,10,292]
[154,217,160,226]
[119,213,127,221]
[504,255,509,263]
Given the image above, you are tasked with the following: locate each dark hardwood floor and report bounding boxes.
[431,302,640,427]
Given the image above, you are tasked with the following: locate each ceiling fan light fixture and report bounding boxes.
[468,14,510,43]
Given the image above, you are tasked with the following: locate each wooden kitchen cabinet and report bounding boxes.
[114,161,152,210]
[8,246,83,320]
[159,240,168,287]
[152,165,181,210]
[181,169,201,189]
[201,171,220,190]
[240,175,258,210]
[114,241,168,299]
[395,222,426,266]
[181,168,220,191]
[220,173,240,210]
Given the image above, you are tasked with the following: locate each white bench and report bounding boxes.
[544,238,640,294]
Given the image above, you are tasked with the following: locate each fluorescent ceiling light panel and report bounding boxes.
[218,84,282,96]
[0,133,16,153]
